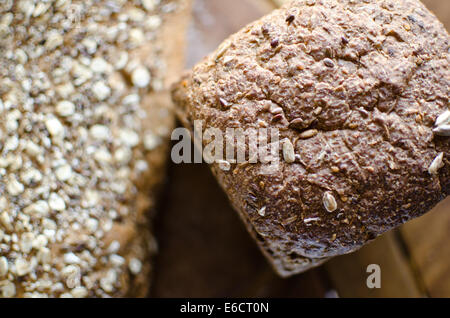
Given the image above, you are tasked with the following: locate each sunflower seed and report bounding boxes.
[435,110,450,127]
[323,191,338,212]
[434,110,450,136]
[428,152,444,175]
[258,207,266,217]
[433,124,450,137]
[282,139,295,163]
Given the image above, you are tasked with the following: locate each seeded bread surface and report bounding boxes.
[172,0,450,277]
[0,0,190,297]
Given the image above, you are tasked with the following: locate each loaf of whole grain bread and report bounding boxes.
[0,0,190,297]
[172,0,449,277]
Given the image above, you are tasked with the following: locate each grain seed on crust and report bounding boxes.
[131,66,151,88]
[323,191,338,213]
[434,110,450,136]
[304,217,320,224]
[298,129,318,139]
[258,206,266,217]
[435,110,450,127]
[0,0,185,297]
[282,138,295,163]
[434,125,450,137]
[428,152,445,175]
[217,159,231,171]
[215,41,231,63]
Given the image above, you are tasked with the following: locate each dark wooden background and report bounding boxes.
[150,0,450,298]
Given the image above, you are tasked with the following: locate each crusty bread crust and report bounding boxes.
[173,0,449,276]
[0,0,190,297]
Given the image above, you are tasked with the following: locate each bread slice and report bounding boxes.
[0,0,190,297]
[172,0,449,277]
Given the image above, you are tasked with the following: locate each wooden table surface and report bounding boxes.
[151,0,450,298]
